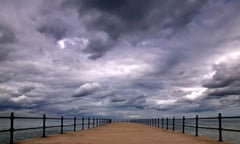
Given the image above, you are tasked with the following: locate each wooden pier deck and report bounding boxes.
[16,122,232,144]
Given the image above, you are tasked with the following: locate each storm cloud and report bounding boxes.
[0,0,240,118]
[63,0,208,59]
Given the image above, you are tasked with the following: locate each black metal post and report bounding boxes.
[173,117,175,131]
[195,115,198,136]
[157,118,160,128]
[61,116,64,134]
[10,112,14,144]
[166,117,168,129]
[42,114,46,137]
[109,119,112,124]
[74,117,76,132]
[218,113,223,142]
[82,117,84,130]
[182,116,185,133]
[93,118,95,128]
[162,118,164,128]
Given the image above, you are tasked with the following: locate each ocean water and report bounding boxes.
[0,118,94,144]
[0,117,239,144]
[168,118,240,144]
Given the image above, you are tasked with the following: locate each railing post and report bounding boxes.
[173,117,175,131]
[42,114,46,137]
[74,117,76,132]
[61,116,64,134]
[166,117,168,129]
[182,116,185,133]
[218,113,223,142]
[93,118,95,128]
[157,118,160,128]
[10,112,14,144]
[162,118,164,128]
[82,117,84,130]
[195,115,198,136]
[155,119,157,127]
[110,119,112,124]
[88,118,90,129]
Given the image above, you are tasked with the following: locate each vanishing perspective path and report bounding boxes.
[16,122,232,144]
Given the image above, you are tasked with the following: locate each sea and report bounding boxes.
[0,117,239,144]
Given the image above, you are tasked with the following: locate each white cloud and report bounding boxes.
[11,95,29,103]
[73,82,101,97]
[57,37,89,49]
[182,87,207,100]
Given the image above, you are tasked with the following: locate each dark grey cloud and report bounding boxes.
[63,0,208,59]
[203,64,240,89]
[0,74,11,83]
[37,21,68,40]
[0,47,10,62]
[83,38,114,59]
[18,86,35,95]
[0,24,16,62]
[203,59,240,99]
[0,24,16,44]
[111,98,126,103]
[111,95,148,110]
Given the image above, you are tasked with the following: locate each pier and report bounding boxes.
[16,123,232,144]
[0,113,239,144]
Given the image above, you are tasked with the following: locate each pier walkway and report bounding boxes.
[16,122,232,144]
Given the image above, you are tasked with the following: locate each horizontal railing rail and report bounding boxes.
[0,112,112,144]
[131,113,240,142]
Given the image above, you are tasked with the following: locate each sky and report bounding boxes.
[0,0,240,119]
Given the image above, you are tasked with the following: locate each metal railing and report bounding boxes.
[131,113,240,142]
[0,112,112,144]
